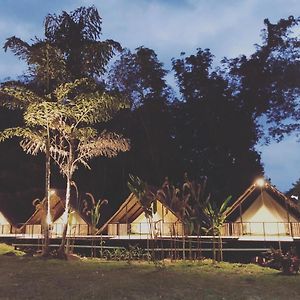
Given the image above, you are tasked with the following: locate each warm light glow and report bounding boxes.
[61,211,68,225]
[50,189,56,196]
[255,178,265,188]
[46,213,52,225]
[238,192,293,235]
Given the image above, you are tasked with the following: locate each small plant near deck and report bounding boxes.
[101,245,150,263]
[128,174,157,238]
[201,195,232,262]
[83,193,108,234]
[262,247,300,275]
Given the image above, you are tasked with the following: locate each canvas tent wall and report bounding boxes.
[226,180,300,236]
[99,193,184,236]
[0,210,17,234]
[52,210,90,236]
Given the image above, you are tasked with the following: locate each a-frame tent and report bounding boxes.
[21,189,92,236]
[226,179,300,236]
[98,193,184,236]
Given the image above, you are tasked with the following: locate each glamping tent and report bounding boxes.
[0,210,17,235]
[225,179,300,237]
[99,193,184,236]
[21,189,92,236]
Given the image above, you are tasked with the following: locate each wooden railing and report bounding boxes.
[221,222,300,237]
[0,223,91,237]
[2,222,300,238]
[107,221,184,236]
[106,221,300,238]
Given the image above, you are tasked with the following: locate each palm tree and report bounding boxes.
[43,6,121,80]
[4,7,120,90]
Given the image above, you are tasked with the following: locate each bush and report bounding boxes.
[256,247,300,275]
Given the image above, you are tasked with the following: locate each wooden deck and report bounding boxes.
[1,221,300,242]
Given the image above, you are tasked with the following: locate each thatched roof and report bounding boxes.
[226,180,300,221]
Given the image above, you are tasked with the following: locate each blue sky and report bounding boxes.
[0,0,299,191]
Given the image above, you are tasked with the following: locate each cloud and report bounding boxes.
[1,0,298,73]
[96,0,260,62]
[80,0,299,69]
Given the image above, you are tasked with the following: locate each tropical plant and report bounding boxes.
[82,192,108,257]
[127,174,156,238]
[44,6,121,81]
[0,78,130,257]
[4,6,121,90]
[262,247,300,275]
[201,196,232,262]
[156,177,192,233]
[157,175,209,235]
[83,192,108,234]
[33,87,129,257]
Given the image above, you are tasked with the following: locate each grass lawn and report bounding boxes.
[0,244,300,299]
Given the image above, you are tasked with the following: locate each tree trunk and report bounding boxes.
[42,142,51,257]
[148,216,155,260]
[57,175,71,258]
[219,235,223,262]
[212,222,216,263]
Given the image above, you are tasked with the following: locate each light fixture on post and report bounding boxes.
[255,177,266,188]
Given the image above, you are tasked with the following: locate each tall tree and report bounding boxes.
[108,47,177,185]
[172,49,263,202]
[24,81,129,255]
[44,6,121,81]
[222,16,300,141]
[4,6,121,92]
[1,6,123,232]
[1,79,130,257]
[109,47,172,107]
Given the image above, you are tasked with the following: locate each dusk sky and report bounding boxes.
[0,0,299,191]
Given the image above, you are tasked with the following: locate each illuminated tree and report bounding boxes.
[0,84,53,255]
[0,79,129,257]
[23,81,129,257]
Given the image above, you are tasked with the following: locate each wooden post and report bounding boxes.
[239,204,243,235]
[284,196,292,236]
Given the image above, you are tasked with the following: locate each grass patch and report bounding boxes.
[0,243,25,256]
[0,254,299,299]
